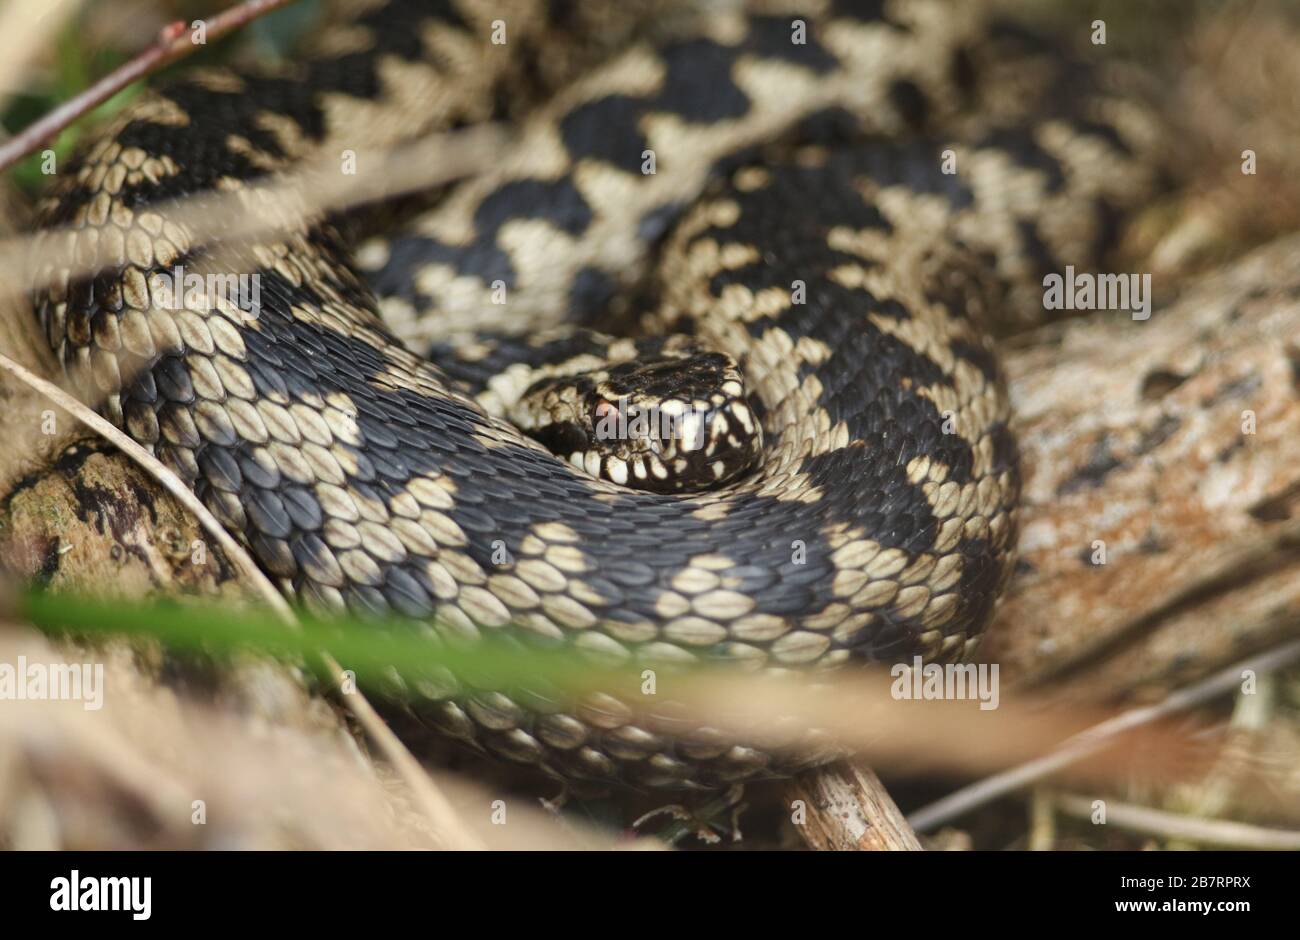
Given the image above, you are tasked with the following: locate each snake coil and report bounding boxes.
[32,0,1163,789]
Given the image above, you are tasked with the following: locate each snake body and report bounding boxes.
[32,1,1163,789]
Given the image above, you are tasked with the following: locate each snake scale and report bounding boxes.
[31,0,1164,790]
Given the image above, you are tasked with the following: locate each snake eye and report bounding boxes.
[593,398,616,423]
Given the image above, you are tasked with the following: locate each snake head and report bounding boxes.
[512,346,762,492]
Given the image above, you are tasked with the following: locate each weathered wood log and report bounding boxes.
[787,235,1300,848]
[784,761,923,851]
[986,233,1300,698]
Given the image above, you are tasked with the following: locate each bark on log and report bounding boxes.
[785,235,1300,848]
[985,233,1300,699]
[784,761,923,851]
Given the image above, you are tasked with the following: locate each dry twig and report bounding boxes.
[1054,793,1300,850]
[906,639,1300,832]
[0,351,484,850]
[0,351,289,615]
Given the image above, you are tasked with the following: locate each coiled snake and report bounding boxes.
[31,0,1164,790]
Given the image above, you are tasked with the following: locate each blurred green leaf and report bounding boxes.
[20,589,659,703]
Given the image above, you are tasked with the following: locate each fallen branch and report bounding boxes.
[755,235,1300,846]
[983,235,1300,693]
[784,761,923,851]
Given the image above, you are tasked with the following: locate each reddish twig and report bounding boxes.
[0,0,298,174]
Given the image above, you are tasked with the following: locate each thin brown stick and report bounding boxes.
[0,351,484,849]
[317,651,487,851]
[906,639,1300,832]
[0,0,484,832]
[1054,794,1300,850]
[0,0,298,174]
[0,351,291,617]
[785,760,923,851]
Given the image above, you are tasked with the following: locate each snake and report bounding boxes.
[29,0,1165,791]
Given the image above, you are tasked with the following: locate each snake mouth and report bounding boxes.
[554,392,762,492]
[511,352,763,492]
